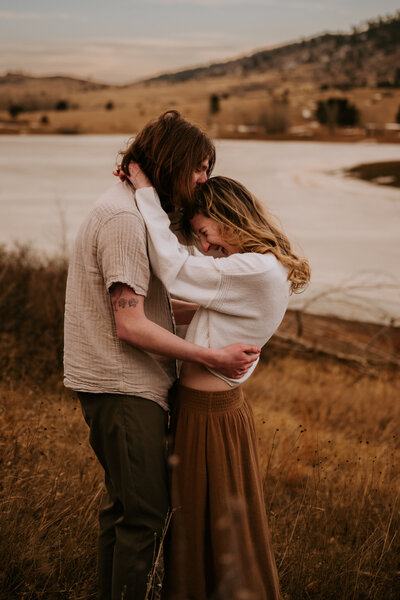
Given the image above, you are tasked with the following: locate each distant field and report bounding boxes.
[1,73,400,139]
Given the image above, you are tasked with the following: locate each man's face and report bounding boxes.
[191,158,209,189]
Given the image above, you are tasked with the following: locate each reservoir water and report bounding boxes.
[0,135,399,324]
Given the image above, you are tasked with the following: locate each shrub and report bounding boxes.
[259,101,289,134]
[315,97,359,128]
[8,104,24,119]
[209,94,220,115]
[55,100,69,111]
[394,67,400,88]
[41,114,49,125]
[0,245,67,385]
[377,80,393,88]
[105,101,114,110]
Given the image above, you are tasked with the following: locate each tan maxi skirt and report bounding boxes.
[163,384,281,600]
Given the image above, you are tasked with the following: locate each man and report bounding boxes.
[64,111,259,600]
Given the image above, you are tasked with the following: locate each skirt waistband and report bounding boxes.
[175,383,244,413]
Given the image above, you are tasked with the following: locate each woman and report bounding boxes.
[127,164,310,600]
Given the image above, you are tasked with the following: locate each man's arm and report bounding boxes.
[110,284,259,379]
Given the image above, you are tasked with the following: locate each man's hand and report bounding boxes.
[110,284,259,376]
[206,344,260,379]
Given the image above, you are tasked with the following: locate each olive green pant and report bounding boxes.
[79,392,169,600]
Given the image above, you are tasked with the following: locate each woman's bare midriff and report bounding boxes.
[179,361,237,392]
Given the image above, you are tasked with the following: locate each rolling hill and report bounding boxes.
[0,13,399,137]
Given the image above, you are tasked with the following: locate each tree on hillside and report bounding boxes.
[316,98,359,131]
[259,99,289,134]
[55,100,69,111]
[8,104,24,119]
[393,68,400,88]
[209,94,220,115]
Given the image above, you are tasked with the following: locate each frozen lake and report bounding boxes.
[0,135,399,324]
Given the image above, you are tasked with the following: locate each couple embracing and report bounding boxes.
[64,111,310,600]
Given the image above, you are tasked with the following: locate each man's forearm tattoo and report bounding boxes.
[111,286,139,312]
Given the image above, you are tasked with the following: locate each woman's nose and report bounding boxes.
[200,239,210,252]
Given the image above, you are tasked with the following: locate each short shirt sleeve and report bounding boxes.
[96,211,150,296]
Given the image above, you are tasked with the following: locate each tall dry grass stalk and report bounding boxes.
[0,246,398,598]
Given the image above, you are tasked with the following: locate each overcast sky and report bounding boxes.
[0,0,398,83]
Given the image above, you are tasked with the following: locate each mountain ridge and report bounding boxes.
[1,12,399,90]
[142,13,400,88]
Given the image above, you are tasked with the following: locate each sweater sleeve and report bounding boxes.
[135,187,284,317]
[135,187,223,307]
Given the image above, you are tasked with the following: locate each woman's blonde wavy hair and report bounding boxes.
[185,176,311,294]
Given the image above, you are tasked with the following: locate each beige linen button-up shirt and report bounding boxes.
[64,181,176,411]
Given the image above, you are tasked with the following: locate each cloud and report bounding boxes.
[131,1,273,5]
[0,11,41,20]
[0,11,83,21]
[284,1,326,9]
[0,34,255,83]
[129,0,323,6]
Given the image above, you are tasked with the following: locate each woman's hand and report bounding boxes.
[128,162,152,189]
[113,165,126,181]
[112,162,152,189]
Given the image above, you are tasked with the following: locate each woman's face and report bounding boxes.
[191,158,209,189]
[190,214,240,256]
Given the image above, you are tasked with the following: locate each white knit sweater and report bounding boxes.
[135,187,290,385]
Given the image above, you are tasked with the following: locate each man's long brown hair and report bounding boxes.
[120,111,215,211]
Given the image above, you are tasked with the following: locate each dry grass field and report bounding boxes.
[0,246,399,599]
[0,358,399,600]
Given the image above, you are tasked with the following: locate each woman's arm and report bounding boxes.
[126,161,222,306]
[128,163,270,317]
[135,185,221,305]
[111,283,259,378]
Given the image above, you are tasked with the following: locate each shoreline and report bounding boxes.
[1,128,400,145]
[344,160,400,188]
[269,308,400,370]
